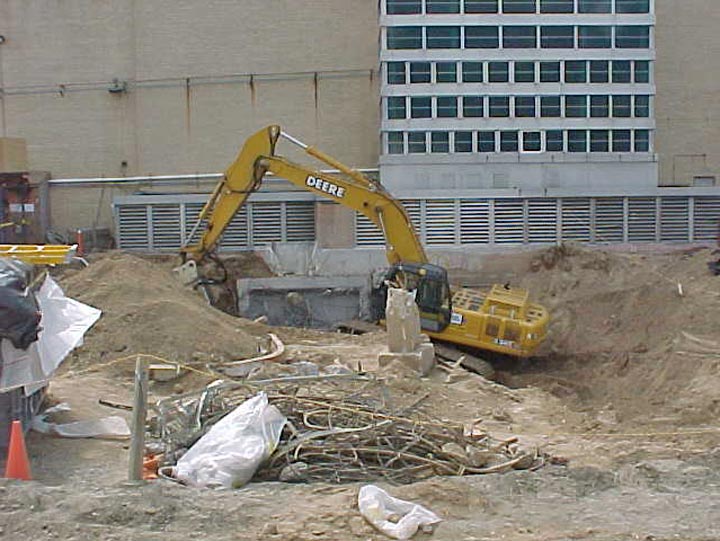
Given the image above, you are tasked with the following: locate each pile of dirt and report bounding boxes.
[513,243,720,427]
[57,252,263,368]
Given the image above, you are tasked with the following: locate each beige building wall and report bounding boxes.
[655,0,720,186]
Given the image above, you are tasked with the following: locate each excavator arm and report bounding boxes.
[181,125,427,267]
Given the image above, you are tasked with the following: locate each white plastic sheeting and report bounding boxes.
[0,276,101,394]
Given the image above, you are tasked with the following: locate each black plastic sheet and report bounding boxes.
[0,259,41,350]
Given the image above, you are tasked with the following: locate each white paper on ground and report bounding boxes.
[32,415,130,439]
[0,275,101,393]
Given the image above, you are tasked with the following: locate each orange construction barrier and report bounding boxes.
[4,420,31,480]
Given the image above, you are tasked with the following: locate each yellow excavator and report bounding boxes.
[177,125,549,358]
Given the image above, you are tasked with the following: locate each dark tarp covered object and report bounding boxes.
[0,258,41,350]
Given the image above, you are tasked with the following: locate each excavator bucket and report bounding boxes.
[172,260,199,285]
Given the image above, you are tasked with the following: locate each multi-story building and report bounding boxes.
[379,0,657,192]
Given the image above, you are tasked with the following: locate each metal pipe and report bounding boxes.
[279,130,308,150]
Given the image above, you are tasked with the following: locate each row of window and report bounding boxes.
[386,25,651,49]
[387,59,650,85]
[385,129,651,153]
[386,94,651,119]
[386,0,650,15]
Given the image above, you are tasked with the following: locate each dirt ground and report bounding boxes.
[1,246,719,540]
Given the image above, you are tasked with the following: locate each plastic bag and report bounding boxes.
[358,485,442,540]
[173,392,286,489]
[0,258,41,350]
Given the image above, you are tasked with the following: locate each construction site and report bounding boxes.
[1,0,720,539]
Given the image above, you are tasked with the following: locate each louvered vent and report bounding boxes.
[250,202,283,246]
[425,200,456,246]
[460,199,490,244]
[594,197,624,243]
[183,202,206,246]
[527,199,557,244]
[401,199,423,236]
[285,202,316,242]
[219,208,249,250]
[693,197,720,241]
[561,198,591,242]
[150,204,182,250]
[494,199,525,244]
[116,205,150,250]
[627,197,657,242]
[355,214,384,246]
[659,197,690,242]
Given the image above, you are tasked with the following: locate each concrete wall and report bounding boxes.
[655,0,720,186]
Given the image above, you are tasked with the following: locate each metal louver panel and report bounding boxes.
[355,214,384,246]
[561,198,591,242]
[219,208,249,250]
[400,200,422,236]
[250,202,282,246]
[693,197,720,241]
[285,202,316,242]
[116,205,149,250]
[150,204,182,249]
[182,202,206,246]
[659,197,690,242]
[628,197,657,242]
[527,199,557,244]
[494,199,524,244]
[425,200,456,245]
[594,197,624,243]
[460,199,490,245]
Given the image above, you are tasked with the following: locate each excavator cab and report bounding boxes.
[371,262,452,333]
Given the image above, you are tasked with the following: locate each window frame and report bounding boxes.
[386,0,422,15]
[465,26,500,48]
[500,131,519,152]
[515,96,537,117]
[477,131,496,152]
[426,26,462,49]
[454,131,474,152]
[462,61,484,83]
[407,132,428,154]
[430,131,451,153]
[565,60,588,84]
[436,96,459,118]
[427,0,462,13]
[436,62,458,83]
[565,95,588,118]
[540,95,562,117]
[410,62,432,83]
[462,96,485,118]
[578,26,612,49]
[387,96,408,119]
[489,96,511,117]
[540,61,561,82]
[410,96,433,118]
[488,61,510,82]
[387,132,405,154]
[387,26,423,49]
[503,26,538,48]
[540,26,575,48]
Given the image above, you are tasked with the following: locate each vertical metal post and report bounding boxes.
[128,356,148,482]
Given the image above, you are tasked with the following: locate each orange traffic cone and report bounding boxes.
[4,420,31,480]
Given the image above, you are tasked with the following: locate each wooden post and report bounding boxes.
[128,356,148,482]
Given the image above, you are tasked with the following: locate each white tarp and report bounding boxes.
[0,275,101,394]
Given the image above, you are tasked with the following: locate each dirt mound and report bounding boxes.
[513,244,720,427]
[58,252,262,368]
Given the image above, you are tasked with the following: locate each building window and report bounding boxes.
[578,0,611,13]
[465,26,500,48]
[387,62,406,85]
[427,26,461,49]
[565,95,588,118]
[489,96,510,117]
[478,131,496,152]
[540,61,561,82]
[436,62,458,83]
[565,61,587,83]
[488,61,510,82]
[515,96,536,117]
[503,26,537,48]
[635,130,650,152]
[568,130,588,152]
[462,62,484,82]
[590,95,609,117]
[578,26,612,48]
[523,131,542,151]
[387,97,407,119]
[464,0,499,13]
[540,96,561,117]
[634,61,650,83]
[514,61,535,83]
[612,95,631,117]
[502,0,536,13]
[427,0,461,13]
[454,131,474,152]
[408,132,427,153]
[437,96,458,117]
[500,131,519,151]
[612,129,631,152]
[612,61,632,83]
[590,130,609,152]
[431,131,451,153]
[540,0,573,13]
[387,0,422,14]
[634,95,650,117]
[410,62,432,83]
[387,27,423,49]
[541,26,574,48]
[546,130,564,151]
[590,60,609,83]
[463,96,484,117]
[616,0,650,14]
[387,132,405,154]
[411,96,432,118]
[615,26,650,49]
